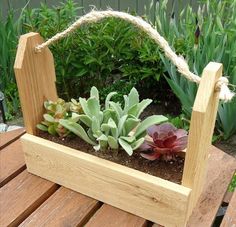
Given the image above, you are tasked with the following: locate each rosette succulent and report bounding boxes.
[60,86,168,155]
[139,123,188,160]
[37,98,80,137]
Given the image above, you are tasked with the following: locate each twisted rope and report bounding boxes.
[35,10,234,101]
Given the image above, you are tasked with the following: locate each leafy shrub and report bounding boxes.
[147,0,236,139]
[60,87,167,155]
[22,0,164,103]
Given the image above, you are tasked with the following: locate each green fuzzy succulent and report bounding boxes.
[37,98,80,137]
[60,87,168,155]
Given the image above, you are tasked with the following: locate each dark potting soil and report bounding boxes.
[38,131,184,184]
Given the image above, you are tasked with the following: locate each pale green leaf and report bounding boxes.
[90,86,99,100]
[43,114,55,123]
[128,87,139,107]
[107,136,119,149]
[59,119,96,145]
[105,92,117,109]
[36,124,48,131]
[119,138,133,156]
[120,136,135,144]
[131,138,145,150]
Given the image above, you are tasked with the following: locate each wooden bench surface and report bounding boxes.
[0,129,235,227]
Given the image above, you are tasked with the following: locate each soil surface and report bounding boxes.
[38,131,184,184]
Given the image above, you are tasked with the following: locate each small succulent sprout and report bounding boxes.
[60,86,168,156]
[139,123,188,161]
[70,98,83,113]
[37,98,80,137]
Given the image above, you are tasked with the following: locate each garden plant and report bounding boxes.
[2,0,236,144]
[13,4,235,225]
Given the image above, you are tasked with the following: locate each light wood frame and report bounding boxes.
[14,33,222,226]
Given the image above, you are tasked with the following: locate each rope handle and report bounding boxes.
[35,10,234,101]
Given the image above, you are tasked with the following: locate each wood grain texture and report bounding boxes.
[0,139,26,187]
[223,191,233,203]
[14,32,57,135]
[0,170,58,226]
[20,187,101,227]
[21,133,191,227]
[187,146,236,227]
[182,62,223,219]
[0,128,25,149]
[86,204,147,227]
[220,188,236,227]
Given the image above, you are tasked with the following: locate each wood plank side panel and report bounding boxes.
[86,204,147,227]
[21,133,191,227]
[0,171,58,226]
[220,188,236,227]
[182,62,223,220]
[20,187,101,227]
[14,33,57,135]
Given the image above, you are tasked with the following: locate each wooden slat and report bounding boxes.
[187,146,236,227]
[0,170,58,226]
[182,62,223,219]
[220,189,236,227]
[0,139,26,187]
[0,128,25,149]
[14,32,57,135]
[19,187,100,226]
[21,133,191,227]
[86,204,147,227]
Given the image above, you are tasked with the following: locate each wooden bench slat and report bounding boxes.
[0,170,58,226]
[220,189,236,227]
[19,187,101,227]
[85,204,147,227]
[0,128,25,149]
[0,139,26,187]
[187,146,236,227]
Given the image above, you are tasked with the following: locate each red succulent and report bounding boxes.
[139,123,188,160]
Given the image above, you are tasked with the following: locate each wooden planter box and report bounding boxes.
[14,33,223,227]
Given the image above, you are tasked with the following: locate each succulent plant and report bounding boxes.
[70,98,83,113]
[60,87,168,155]
[37,98,80,137]
[139,123,188,160]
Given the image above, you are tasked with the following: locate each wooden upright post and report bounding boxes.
[182,62,223,220]
[14,33,57,135]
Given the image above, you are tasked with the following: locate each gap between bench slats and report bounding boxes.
[19,187,102,227]
[220,188,236,227]
[85,204,148,227]
[0,139,26,187]
[0,128,25,149]
[0,170,59,226]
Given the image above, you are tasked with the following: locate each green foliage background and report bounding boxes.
[1,0,236,140]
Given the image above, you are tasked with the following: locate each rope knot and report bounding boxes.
[216,77,229,90]
[216,77,235,101]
